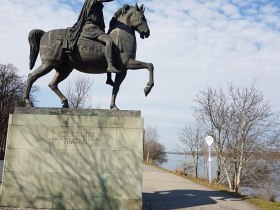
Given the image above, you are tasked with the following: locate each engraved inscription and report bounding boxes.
[49,130,104,145]
[78,41,103,54]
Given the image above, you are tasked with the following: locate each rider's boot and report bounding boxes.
[107,62,121,74]
[105,42,121,74]
[99,34,122,74]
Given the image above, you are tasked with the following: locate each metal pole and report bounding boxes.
[205,136,214,184]
[208,146,212,184]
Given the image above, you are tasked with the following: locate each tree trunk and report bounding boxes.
[146,148,150,164]
[195,155,199,178]
[222,158,233,191]
[235,141,245,192]
[192,154,196,178]
[193,159,198,178]
[216,157,222,182]
[215,130,222,182]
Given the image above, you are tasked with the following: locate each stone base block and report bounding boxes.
[0,107,144,210]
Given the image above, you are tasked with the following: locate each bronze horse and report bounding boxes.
[23,4,154,109]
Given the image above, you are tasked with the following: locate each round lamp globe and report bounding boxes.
[205,136,214,146]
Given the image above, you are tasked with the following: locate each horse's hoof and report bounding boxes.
[24,99,34,107]
[110,105,119,110]
[106,79,115,86]
[26,103,33,107]
[144,87,151,97]
[62,100,69,108]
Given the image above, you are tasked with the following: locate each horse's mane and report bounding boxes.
[108,5,133,34]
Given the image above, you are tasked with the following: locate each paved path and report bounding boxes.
[142,164,259,210]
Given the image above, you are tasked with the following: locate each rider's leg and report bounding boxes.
[97,34,121,74]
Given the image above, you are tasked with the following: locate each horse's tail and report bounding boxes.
[28,29,46,70]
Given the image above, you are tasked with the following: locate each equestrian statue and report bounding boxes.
[23,0,154,110]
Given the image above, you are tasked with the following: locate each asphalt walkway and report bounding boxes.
[142,164,259,210]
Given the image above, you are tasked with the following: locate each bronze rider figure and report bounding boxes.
[63,0,121,74]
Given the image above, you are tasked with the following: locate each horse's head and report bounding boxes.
[111,4,150,39]
[129,4,150,39]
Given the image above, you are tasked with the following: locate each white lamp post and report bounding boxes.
[205,136,214,184]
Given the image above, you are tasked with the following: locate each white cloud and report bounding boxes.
[220,3,241,19]
[1,0,280,149]
[0,0,77,69]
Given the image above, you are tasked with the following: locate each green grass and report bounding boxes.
[183,176,280,210]
[145,163,280,210]
[245,198,280,210]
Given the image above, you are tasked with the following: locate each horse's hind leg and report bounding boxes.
[49,65,73,108]
[23,63,53,107]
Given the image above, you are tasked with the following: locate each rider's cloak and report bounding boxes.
[63,0,105,53]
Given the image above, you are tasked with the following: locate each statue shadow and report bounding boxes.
[142,189,243,210]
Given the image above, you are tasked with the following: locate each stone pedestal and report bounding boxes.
[0,107,143,210]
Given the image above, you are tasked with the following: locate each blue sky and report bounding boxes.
[2,0,280,150]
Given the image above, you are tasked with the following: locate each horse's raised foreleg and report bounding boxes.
[126,59,154,96]
[23,64,53,107]
[49,65,73,108]
[110,71,127,110]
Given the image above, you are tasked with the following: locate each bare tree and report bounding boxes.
[179,124,203,178]
[193,87,230,182]
[242,158,280,201]
[224,83,278,192]
[193,82,279,193]
[143,126,167,165]
[0,64,38,158]
[64,75,93,108]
